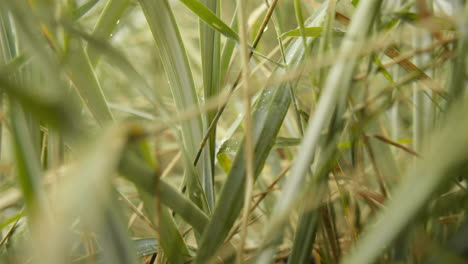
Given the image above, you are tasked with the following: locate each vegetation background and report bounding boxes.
[0,0,466,263]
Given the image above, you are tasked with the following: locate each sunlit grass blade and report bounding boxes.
[138,0,211,212]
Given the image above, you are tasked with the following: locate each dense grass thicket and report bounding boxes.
[0,0,467,263]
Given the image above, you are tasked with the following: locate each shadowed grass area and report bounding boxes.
[0,0,466,263]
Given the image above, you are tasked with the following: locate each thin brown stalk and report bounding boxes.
[370,134,421,157]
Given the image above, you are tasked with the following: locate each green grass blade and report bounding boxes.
[138,0,210,212]
[179,0,239,41]
[341,102,468,264]
[199,0,220,211]
[280,26,345,38]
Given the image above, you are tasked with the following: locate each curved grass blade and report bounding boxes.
[138,0,211,212]
[255,1,383,262]
[179,0,239,41]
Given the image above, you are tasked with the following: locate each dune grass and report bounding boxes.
[0,0,467,263]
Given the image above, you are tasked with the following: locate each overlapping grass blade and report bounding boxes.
[199,0,220,210]
[193,6,328,262]
[138,0,211,212]
[255,1,383,262]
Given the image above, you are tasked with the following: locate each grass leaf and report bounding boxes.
[138,0,211,212]
[179,0,239,41]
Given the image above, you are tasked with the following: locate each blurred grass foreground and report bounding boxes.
[0,0,467,263]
